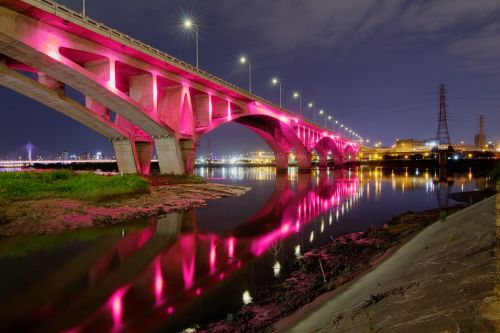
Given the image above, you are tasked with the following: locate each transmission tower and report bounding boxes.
[435,83,451,145]
[474,114,486,148]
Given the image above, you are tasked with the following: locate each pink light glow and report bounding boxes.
[154,260,164,305]
[166,306,174,315]
[227,237,235,259]
[108,287,128,331]
[108,60,116,89]
[195,288,202,296]
[219,273,225,280]
[181,235,195,290]
[209,241,217,274]
[152,75,158,113]
[227,101,231,120]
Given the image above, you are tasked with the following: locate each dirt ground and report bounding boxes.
[0,183,250,236]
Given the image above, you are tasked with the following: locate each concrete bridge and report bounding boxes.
[0,0,359,175]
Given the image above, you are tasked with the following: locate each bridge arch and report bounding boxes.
[314,136,343,168]
[197,112,311,172]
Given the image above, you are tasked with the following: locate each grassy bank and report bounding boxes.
[0,170,149,204]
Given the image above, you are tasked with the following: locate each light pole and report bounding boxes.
[82,0,86,16]
[319,109,327,129]
[327,115,332,130]
[271,77,282,107]
[239,56,252,93]
[183,18,199,68]
[308,102,316,124]
[335,120,339,133]
[293,92,302,117]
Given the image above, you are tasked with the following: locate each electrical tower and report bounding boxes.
[436,83,451,145]
[474,114,486,148]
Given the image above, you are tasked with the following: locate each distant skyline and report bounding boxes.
[1,0,499,157]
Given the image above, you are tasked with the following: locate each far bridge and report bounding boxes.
[0,0,359,175]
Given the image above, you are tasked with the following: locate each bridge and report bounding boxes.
[0,0,359,175]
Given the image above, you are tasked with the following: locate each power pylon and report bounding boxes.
[436,83,451,145]
[474,114,486,148]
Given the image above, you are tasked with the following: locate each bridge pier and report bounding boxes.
[179,139,197,175]
[297,152,312,172]
[275,152,289,173]
[317,152,328,169]
[154,136,184,175]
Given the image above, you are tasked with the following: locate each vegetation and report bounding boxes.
[0,170,149,204]
[150,173,206,185]
[489,162,500,190]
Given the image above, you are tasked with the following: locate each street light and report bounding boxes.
[183,18,199,68]
[335,120,339,133]
[239,56,252,93]
[271,77,282,107]
[308,102,316,124]
[82,0,86,16]
[327,115,332,130]
[293,92,302,117]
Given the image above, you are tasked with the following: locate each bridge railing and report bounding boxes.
[20,0,342,136]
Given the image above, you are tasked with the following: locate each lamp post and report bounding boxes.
[308,102,316,124]
[293,92,302,117]
[239,56,252,93]
[335,120,339,133]
[319,109,327,129]
[183,18,199,68]
[82,0,86,16]
[271,77,282,107]
[327,115,332,130]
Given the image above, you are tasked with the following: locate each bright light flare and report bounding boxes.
[271,77,279,85]
[239,56,247,64]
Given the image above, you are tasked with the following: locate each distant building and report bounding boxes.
[62,150,69,160]
[80,152,90,160]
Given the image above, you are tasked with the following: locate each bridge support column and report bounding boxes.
[275,152,288,173]
[297,151,312,172]
[179,139,197,175]
[333,154,343,168]
[112,139,139,174]
[318,152,328,169]
[154,136,184,175]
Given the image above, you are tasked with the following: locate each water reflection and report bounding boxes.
[0,167,486,332]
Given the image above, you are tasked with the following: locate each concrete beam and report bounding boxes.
[154,136,185,175]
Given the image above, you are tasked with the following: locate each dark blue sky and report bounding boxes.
[1,0,499,158]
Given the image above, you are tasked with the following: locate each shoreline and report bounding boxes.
[0,183,250,237]
[197,190,497,333]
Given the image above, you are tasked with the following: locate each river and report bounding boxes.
[0,166,488,332]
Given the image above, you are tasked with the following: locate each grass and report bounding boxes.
[0,170,149,204]
[488,162,500,190]
[150,173,206,185]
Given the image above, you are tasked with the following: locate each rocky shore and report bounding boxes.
[0,183,250,236]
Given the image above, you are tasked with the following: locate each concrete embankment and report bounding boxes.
[275,195,499,333]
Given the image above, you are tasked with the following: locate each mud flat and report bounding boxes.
[0,183,250,236]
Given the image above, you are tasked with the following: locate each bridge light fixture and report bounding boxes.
[308,102,317,124]
[239,56,252,93]
[271,77,282,107]
[182,17,199,68]
[319,109,324,115]
[292,92,302,117]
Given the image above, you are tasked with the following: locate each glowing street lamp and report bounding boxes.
[308,102,316,124]
[335,120,339,133]
[183,18,199,68]
[239,56,252,93]
[271,77,282,107]
[293,92,302,117]
[327,115,332,130]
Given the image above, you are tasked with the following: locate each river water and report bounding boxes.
[0,166,487,332]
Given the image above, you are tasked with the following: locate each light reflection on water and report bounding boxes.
[0,167,486,332]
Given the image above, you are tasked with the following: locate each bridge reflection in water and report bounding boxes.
[1,170,361,332]
[1,167,482,332]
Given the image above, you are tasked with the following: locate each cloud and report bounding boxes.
[219,0,500,72]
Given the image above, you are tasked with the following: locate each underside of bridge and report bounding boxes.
[0,2,359,175]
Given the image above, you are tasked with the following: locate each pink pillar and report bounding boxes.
[134,141,153,175]
[179,139,197,175]
[317,150,328,168]
[296,151,312,172]
[275,152,288,173]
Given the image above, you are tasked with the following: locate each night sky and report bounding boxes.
[1,0,499,158]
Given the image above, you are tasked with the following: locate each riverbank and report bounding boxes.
[197,190,497,333]
[276,194,499,333]
[0,171,250,236]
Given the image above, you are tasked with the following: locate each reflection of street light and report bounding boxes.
[239,56,252,93]
[308,102,316,124]
[293,92,302,117]
[271,77,282,107]
[183,18,199,68]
